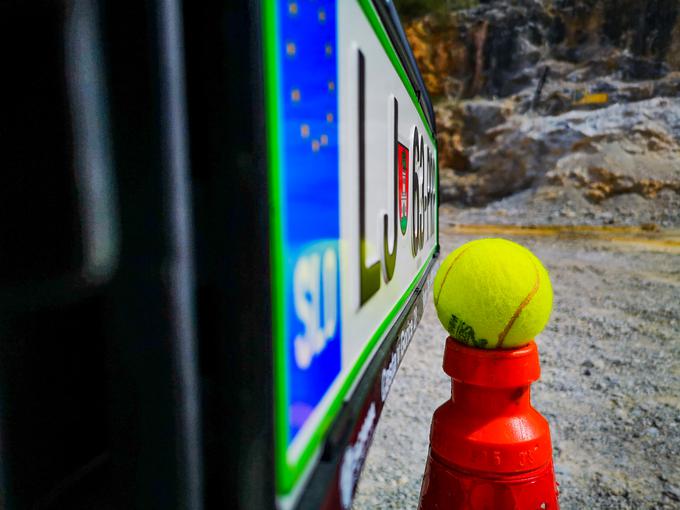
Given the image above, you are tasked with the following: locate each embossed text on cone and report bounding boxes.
[418,338,559,510]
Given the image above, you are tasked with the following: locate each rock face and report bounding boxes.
[407,0,680,220]
[408,0,680,99]
[443,96,680,205]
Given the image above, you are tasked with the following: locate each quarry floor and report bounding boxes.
[353,210,680,510]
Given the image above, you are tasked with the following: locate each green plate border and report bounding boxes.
[263,0,438,495]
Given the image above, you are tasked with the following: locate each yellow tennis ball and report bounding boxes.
[433,238,553,349]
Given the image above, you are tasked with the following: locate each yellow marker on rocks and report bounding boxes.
[433,238,553,349]
[574,92,609,106]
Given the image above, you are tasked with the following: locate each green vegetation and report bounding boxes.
[393,0,478,20]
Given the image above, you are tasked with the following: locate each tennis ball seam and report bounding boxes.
[434,245,473,307]
[496,258,540,348]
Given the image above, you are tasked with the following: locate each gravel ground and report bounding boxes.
[353,210,680,509]
[441,188,680,229]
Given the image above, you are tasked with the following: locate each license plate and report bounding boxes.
[264,0,438,499]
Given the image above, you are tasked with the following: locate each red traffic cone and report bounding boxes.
[419,338,559,510]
